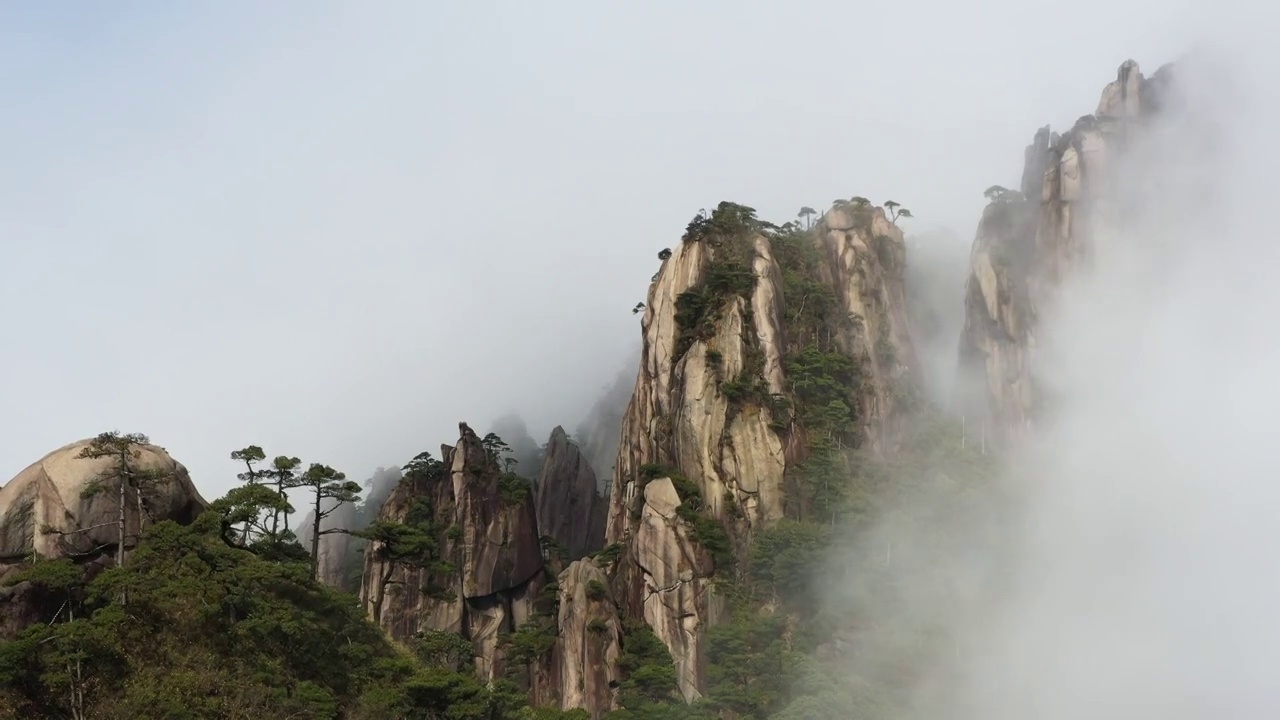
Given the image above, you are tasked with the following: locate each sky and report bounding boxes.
[0,0,1222,498]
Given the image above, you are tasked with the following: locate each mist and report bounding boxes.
[0,1,1218,499]
[4,1,1280,717]
[812,32,1280,720]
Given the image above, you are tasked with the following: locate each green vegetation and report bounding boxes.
[796,206,817,230]
[883,199,913,225]
[983,184,1026,203]
[749,520,831,611]
[0,515,472,718]
[606,621,683,719]
[540,534,569,566]
[672,202,760,359]
[596,201,1011,720]
[633,464,734,574]
[506,619,557,667]
[481,431,537,506]
[505,572,561,672]
[585,579,608,601]
[66,432,178,569]
[298,463,364,581]
[605,407,1001,720]
[767,221,872,521]
[0,499,596,720]
[591,542,624,566]
[499,472,534,506]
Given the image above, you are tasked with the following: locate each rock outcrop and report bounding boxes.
[0,438,205,563]
[535,427,607,562]
[360,423,547,684]
[813,203,922,449]
[604,201,919,700]
[613,476,718,702]
[958,60,1174,442]
[553,559,623,719]
[0,438,206,637]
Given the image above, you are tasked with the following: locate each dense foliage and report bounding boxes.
[0,510,593,720]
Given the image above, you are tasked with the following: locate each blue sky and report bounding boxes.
[0,1,1213,497]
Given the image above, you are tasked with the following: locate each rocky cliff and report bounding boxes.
[360,422,627,716]
[603,200,919,700]
[359,423,548,684]
[535,427,606,563]
[958,59,1175,441]
[552,559,623,719]
[0,438,206,637]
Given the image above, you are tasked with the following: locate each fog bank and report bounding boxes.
[818,38,1280,718]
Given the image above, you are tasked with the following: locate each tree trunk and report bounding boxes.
[373,562,399,626]
[68,604,84,720]
[271,478,282,540]
[116,474,126,568]
[239,466,256,542]
[310,490,322,582]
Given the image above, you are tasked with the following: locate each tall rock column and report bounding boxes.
[958,59,1175,442]
[535,427,606,562]
[553,559,624,719]
[359,423,548,683]
[603,200,919,701]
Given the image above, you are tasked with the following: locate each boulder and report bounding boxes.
[0,438,205,563]
[0,438,206,638]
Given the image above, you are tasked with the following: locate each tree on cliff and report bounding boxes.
[262,455,303,539]
[884,200,913,226]
[209,482,294,552]
[358,514,435,625]
[229,445,266,541]
[797,206,817,229]
[293,464,363,582]
[357,452,445,623]
[213,447,303,558]
[983,184,1024,203]
[75,432,175,571]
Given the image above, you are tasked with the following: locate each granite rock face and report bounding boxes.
[604,201,919,700]
[0,438,205,563]
[553,559,623,719]
[958,59,1176,443]
[359,423,546,683]
[0,438,206,638]
[535,427,607,562]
